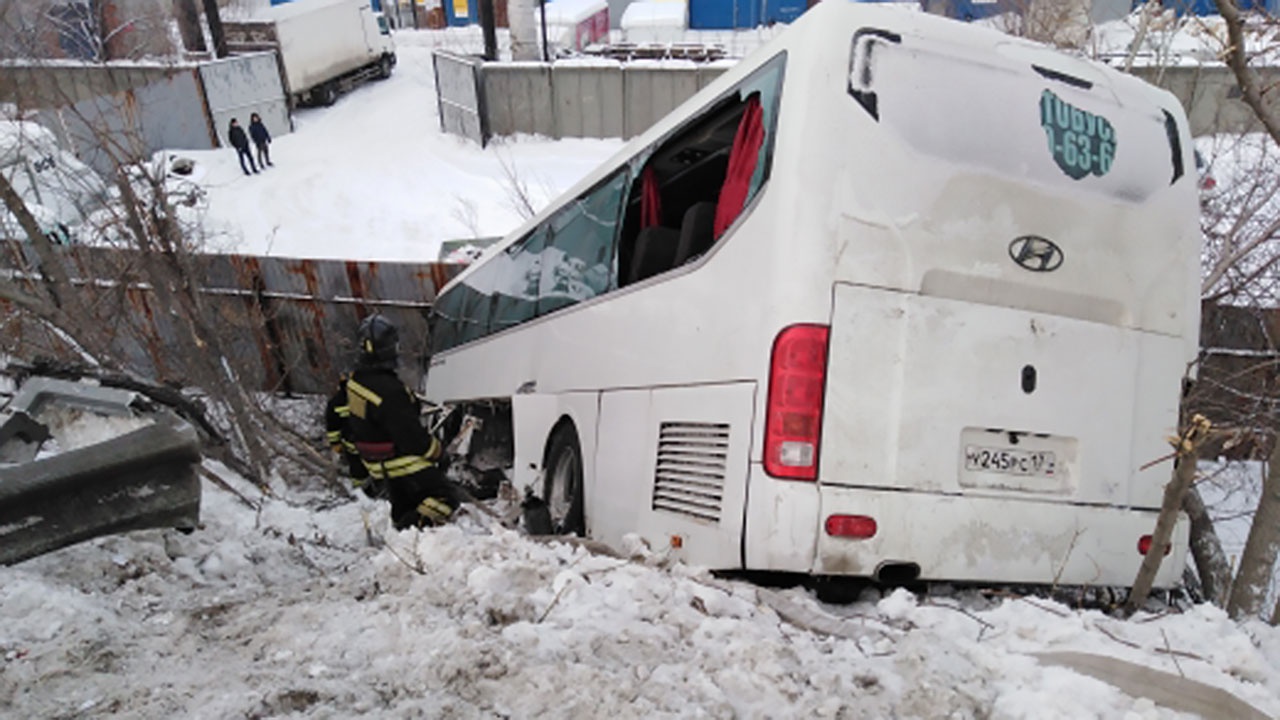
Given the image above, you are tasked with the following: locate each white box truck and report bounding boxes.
[0,119,107,244]
[224,0,396,108]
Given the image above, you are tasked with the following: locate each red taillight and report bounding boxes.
[825,514,877,539]
[1138,535,1171,556]
[764,324,829,480]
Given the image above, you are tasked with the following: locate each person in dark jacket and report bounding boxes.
[327,314,458,529]
[249,113,273,168]
[227,118,258,176]
[325,372,386,500]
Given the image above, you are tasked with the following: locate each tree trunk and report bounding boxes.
[1184,485,1233,606]
[1124,414,1211,616]
[96,0,115,61]
[509,0,540,61]
[1215,0,1280,147]
[173,0,207,53]
[201,0,228,58]
[1230,436,1280,619]
[478,0,498,61]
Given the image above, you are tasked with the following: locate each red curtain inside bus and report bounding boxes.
[714,94,763,238]
[640,166,662,229]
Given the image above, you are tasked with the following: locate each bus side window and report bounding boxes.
[492,227,547,331]
[537,170,628,315]
[456,265,497,344]
[616,53,786,287]
[429,286,464,353]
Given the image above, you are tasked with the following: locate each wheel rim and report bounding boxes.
[547,446,579,531]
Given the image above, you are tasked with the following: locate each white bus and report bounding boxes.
[425,1,1201,589]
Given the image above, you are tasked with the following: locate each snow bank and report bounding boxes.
[2,467,1278,718]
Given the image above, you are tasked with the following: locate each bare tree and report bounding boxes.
[0,11,338,492]
[1037,0,1280,616]
[0,0,177,63]
[1117,0,1280,619]
[1202,0,1280,622]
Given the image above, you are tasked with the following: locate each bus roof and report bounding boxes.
[440,1,1184,296]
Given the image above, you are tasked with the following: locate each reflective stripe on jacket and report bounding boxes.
[358,437,442,479]
[343,369,441,480]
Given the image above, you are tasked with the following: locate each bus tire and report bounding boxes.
[377,55,394,80]
[543,422,585,536]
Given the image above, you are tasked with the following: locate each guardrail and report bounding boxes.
[0,378,201,566]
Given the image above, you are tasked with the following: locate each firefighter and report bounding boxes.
[324,372,385,500]
[328,314,457,529]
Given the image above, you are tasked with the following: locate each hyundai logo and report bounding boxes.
[1008,235,1064,272]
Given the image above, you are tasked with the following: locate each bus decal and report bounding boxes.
[1039,89,1115,181]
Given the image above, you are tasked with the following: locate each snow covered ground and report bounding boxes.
[3,456,1280,719]
[180,31,624,262]
[4,19,1280,720]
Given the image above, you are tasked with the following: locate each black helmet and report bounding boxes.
[357,314,399,365]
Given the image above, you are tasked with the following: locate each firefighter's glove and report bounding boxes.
[416,497,454,526]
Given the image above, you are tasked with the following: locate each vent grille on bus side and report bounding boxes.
[652,422,730,523]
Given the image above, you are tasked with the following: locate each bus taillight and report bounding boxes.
[764,324,830,480]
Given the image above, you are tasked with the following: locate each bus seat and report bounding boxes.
[675,201,717,265]
[629,225,681,285]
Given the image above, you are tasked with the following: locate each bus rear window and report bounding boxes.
[855,37,1180,201]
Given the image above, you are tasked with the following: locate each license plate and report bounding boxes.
[964,445,1056,477]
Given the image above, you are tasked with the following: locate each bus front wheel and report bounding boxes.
[543,423,585,536]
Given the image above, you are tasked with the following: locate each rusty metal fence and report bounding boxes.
[0,240,461,395]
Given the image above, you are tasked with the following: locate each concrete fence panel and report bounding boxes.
[697,64,730,91]
[437,58,1272,143]
[484,63,557,138]
[1127,65,1280,137]
[553,63,626,138]
[622,64,702,138]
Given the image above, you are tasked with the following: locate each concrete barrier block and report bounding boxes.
[623,65,701,138]
[485,64,556,138]
[553,64,625,139]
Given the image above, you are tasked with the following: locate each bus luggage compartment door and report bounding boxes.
[819,282,1183,509]
[595,382,756,570]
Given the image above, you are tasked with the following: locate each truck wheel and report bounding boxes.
[313,83,337,107]
[377,55,393,80]
[543,422,585,536]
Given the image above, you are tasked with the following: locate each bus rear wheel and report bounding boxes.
[543,423,585,536]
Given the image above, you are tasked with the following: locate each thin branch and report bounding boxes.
[1095,621,1208,663]
[1214,0,1280,146]
[1161,629,1186,677]
[197,464,259,510]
